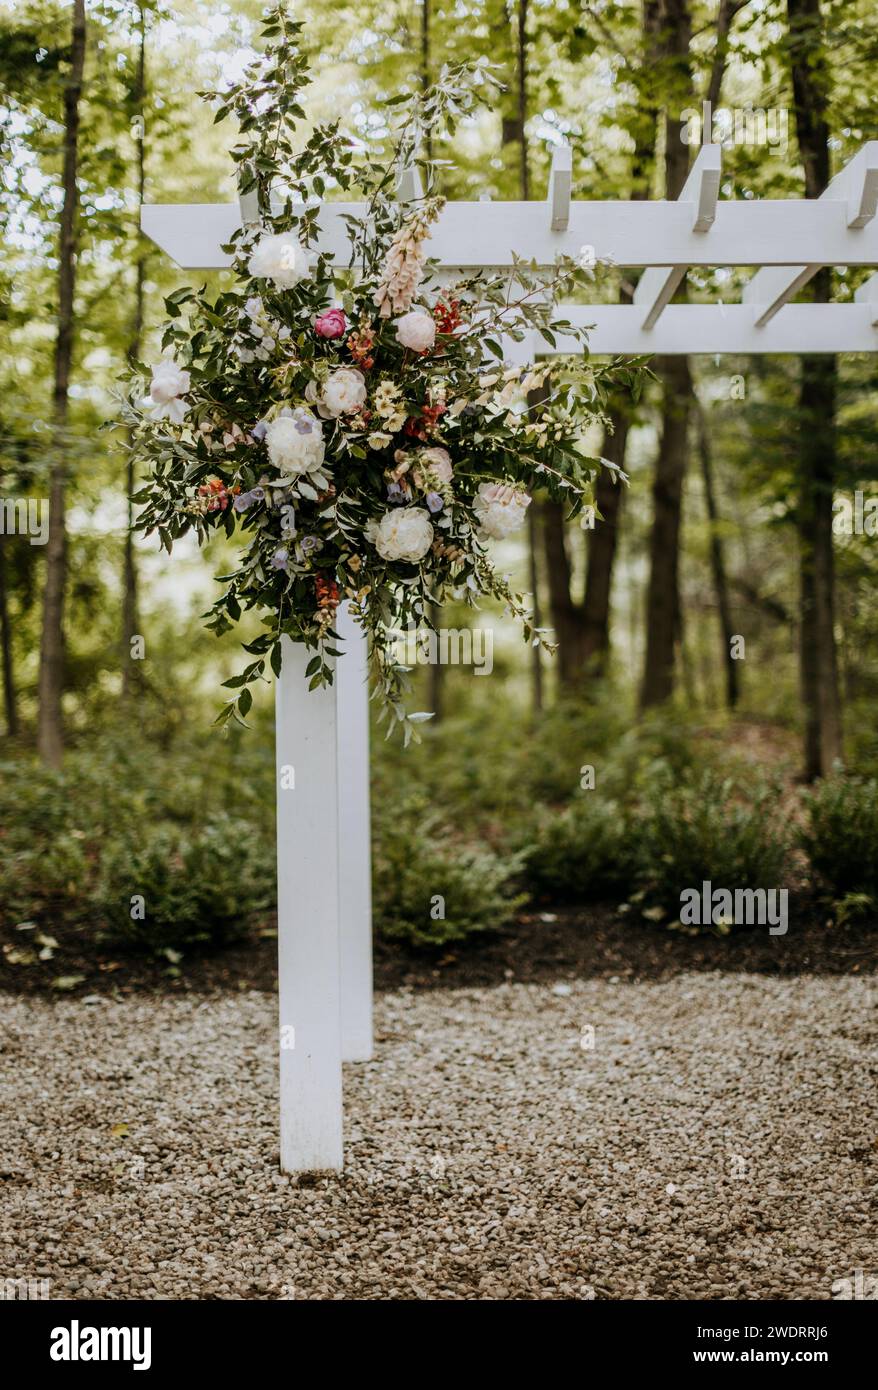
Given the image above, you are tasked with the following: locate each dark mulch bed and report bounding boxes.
[1,892,875,1000]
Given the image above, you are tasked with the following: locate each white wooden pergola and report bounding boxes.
[142,140,878,1172]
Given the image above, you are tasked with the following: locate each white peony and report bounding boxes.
[247,232,314,290]
[307,368,367,419]
[265,408,325,475]
[373,507,434,563]
[394,310,436,353]
[148,359,190,423]
[474,482,532,540]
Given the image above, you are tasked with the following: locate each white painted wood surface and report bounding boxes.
[335,605,373,1062]
[634,145,721,329]
[141,194,878,273]
[743,141,878,324]
[539,302,878,355]
[276,635,343,1172]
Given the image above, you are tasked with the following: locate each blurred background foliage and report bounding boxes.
[1,0,878,957]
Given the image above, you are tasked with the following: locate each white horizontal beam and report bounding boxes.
[536,303,878,355]
[548,144,572,231]
[855,271,878,325]
[634,145,721,328]
[141,197,878,271]
[744,142,878,326]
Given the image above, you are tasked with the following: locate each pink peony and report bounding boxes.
[314,307,347,340]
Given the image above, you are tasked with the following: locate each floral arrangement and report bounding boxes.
[126,5,645,740]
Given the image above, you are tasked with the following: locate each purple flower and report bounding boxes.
[250,486,266,501]
[272,547,290,571]
[299,534,322,555]
[426,491,444,514]
[387,481,408,504]
[251,420,268,441]
[294,417,314,434]
[233,491,253,512]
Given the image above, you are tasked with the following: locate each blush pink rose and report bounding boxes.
[314,308,347,339]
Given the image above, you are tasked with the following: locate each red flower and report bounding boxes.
[434,299,463,334]
[315,575,339,612]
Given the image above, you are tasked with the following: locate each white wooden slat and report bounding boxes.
[548,144,572,231]
[276,636,344,1173]
[634,145,721,329]
[540,302,878,355]
[854,271,878,324]
[396,165,424,204]
[141,197,878,272]
[744,142,878,325]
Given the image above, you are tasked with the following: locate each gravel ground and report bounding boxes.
[1,972,875,1300]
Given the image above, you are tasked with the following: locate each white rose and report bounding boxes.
[394,310,436,353]
[265,408,325,475]
[308,368,367,419]
[248,232,314,290]
[373,508,434,563]
[474,482,531,540]
[148,359,190,423]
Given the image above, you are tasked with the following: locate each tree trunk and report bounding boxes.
[543,499,588,685]
[122,2,145,698]
[0,537,18,737]
[527,502,544,710]
[544,0,661,689]
[37,0,86,767]
[420,0,432,162]
[580,406,631,675]
[797,320,842,777]
[515,0,530,199]
[640,0,693,712]
[505,0,543,710]
[786,0,843,778]
[697,403,739,708]
[640,353,692,708]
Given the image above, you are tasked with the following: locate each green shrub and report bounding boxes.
[0,742,276,951]
[93,813,276,951]
[636,772,791,924]
[372,798,526,948]
[802,776,878,912]
[521,796,638,902]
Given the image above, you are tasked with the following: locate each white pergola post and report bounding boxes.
[275,635,344,1172]
[336,605,373,1062]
